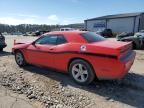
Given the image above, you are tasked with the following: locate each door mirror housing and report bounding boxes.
[32,41,36,46]
[32,42,35,45]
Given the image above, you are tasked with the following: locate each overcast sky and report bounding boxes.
[0,0,144,25]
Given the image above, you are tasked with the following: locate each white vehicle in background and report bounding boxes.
[60,28,79,31]
[134,32,144,38]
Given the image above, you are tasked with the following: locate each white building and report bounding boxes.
[85,12,144,33]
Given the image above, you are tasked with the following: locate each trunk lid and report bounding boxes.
[91,40,132,53]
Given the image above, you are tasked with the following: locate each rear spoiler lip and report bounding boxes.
[117,42,132,53]
[15,42,25,44]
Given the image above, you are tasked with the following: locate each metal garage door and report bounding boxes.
[107,17,134,33]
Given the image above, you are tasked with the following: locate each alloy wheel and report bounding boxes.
[72,63,88,83]
[15,52,24,65]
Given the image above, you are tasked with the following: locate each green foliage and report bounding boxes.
[0,23,84,33]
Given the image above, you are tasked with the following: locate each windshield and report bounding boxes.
[81,32,106,43]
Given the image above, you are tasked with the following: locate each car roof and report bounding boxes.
[44,31,88,43]
[45,31,87,35]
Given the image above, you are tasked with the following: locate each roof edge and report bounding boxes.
[85,12,144,21]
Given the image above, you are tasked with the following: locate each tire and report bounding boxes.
[0,48,3,51]
[69,59,95,85]
[15,51,27,67]
[132,42,136,49]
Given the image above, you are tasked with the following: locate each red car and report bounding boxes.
[12,31,136,85]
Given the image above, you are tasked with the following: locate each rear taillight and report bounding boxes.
[119,43,133,62]
[120,43,132,54]
[120,50,132,60]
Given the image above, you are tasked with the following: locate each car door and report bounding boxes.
[26,35,58,67]
[50,35,68,71]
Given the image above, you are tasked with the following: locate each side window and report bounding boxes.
[35,35,57,45]
[57,36,67,45]
[81,32,106,43]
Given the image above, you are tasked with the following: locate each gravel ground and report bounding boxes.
[0,36,144,108]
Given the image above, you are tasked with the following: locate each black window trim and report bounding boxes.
[34,34,68,45]
[34,35,57,45]
[80,32,106,43]
[56,35,68,45]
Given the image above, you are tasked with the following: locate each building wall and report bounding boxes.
[107,17,135,33]
[86,16,140,33]
[139,14,144,30]
[134,16,140,32]
[85,20,106,32]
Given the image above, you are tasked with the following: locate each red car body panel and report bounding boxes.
[12,31,136,80]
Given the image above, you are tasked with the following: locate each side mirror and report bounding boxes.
[32,42,36,46]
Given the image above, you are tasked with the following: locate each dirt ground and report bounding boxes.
[0,36,144,108]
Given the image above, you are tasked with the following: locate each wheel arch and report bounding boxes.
[14,49,26,55]
[68,57,97,77]
[14,49,27,63]
[14,48,27,67]
[14,49,21,53]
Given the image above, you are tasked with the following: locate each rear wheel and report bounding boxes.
[69,59,95,85]
[15,51,27,67]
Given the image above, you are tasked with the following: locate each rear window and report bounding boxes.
[81,32,106,43]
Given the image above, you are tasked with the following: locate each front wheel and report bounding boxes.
[15,51,27,67]
[69,59,95,85]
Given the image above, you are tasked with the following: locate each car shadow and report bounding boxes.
[0,51,12,57]
[23,65,144,108]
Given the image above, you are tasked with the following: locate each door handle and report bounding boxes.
[49,48,54,50]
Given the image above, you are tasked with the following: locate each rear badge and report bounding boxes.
[80,45,87,51]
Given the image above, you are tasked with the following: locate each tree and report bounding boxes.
[0,23,84,33]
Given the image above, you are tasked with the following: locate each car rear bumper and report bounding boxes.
[94,51,136,80]
[118,51,136,79]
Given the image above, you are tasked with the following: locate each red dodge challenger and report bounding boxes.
[12,31,136,85]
